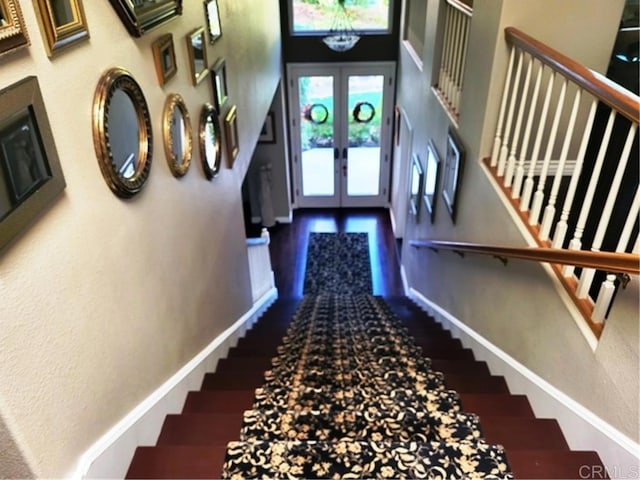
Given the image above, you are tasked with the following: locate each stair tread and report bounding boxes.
[182,390,256,414]
[430,358,491,375]
[479,417,569,450]
[126,446,226,479]
[157,413,243,445]
[444,373,510,393]
[201,370,266,390]
[506,450,607,479]
[459,393,535,417]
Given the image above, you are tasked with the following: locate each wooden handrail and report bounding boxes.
[505,27,640,124]
[410,239,640,275]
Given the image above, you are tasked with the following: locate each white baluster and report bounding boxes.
[442,6,455,102]
[540,88,581,240]
[576,122,637,298]
[498,51,524,178]
[616,188,640,253]
[261,227,270,244]
[633,234,639,254]
[553,98,598,248]
[522,69,555,216]
[592,274,616,323]
[563,109,617,277]
[514,60,543,200]
[438,5,453,95]
[453,14,470,113]
[447,9,462,105]
[505,54,532,187]
[491,48,516,167]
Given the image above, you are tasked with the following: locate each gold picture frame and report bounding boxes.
[33,0,89,57]
[0,0,30,57]
[187,27,209,86]
[162,93,192,178]
[0,76,66,253]
[224,105,239,168]
[199,103,222,179]
[108,0,182,37]
[152,33,177,86]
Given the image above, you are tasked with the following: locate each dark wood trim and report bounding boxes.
[505,27,639,124]
[409,239,639,275]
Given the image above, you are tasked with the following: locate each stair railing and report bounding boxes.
[485,27,639,335]
[433,0,473,122]
[410,239,640,337]
[246,228,275,303]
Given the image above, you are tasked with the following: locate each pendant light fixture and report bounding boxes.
[322,0,360,52]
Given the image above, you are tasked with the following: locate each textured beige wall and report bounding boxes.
[398,0,639,441]
[0,1,281,477]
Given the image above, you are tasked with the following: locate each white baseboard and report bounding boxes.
[72,287,278,480]
[400,264,409,296]
[408,287,640,475]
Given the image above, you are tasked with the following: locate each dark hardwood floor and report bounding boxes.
[264,208,404,298]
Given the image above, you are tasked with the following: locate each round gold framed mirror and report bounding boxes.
[92,67,153,198]
[199,103,221,180]
[163,93,192,178]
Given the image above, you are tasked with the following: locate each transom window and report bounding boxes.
[290,0,393,34]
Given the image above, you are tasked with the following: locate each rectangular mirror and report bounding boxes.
[423,139,441,223]
[33,0,89,57]
[187,27,209,86]
[409,153,423,218]
[442,127,465,223]
[204,0,221,44]
[0,76,66,254]
[108,0,182,37]
[0,0,30,57]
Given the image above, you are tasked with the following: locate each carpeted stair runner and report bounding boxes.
[126,296,609,479]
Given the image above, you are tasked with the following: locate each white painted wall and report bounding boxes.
[397,0,639,443]
[0,1,282,477]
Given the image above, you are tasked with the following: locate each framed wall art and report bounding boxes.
[422,139,441,223]
[442,126,465,223]
[409,153,423,218]
[0,0,30,57]
[152,33,177,86]
[224,105,239,168]
[33,0,90,57]
[187,27,209,86]
[204,0,221,44]
[0,76,66,253]
[210,58,228,111]
[108,0,182,37]
[258,111,276,144]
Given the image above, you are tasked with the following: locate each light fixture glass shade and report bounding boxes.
[323,0,360,52]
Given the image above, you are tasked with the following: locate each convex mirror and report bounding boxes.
[163,93,192,178]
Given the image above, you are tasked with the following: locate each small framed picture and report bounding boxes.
[224,105,239,168]
[204,0,222,44]
[258,111,276,144]
[442,127,465,223]
[152,33,177,86]
[409,153,423,218]
[422,139,441,223]
[210,58,228,111]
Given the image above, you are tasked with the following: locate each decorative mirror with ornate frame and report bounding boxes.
[199,103,221,179]
[422,139,441,223]
[0,0,30,57]
[152,33,177,86]
[0,76,66,253]
[108,0,182,37]
[163,93,192,178]
[33,0,89,57]
[187,27,209,86]
[92,67,153,198]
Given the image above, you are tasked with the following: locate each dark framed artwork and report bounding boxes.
[204,0,221,44]
[0,76,65,253]
[152,33,177,86]
[210,58,228,111]
[442,126,465,223]
[422,139,441,223]
[409,153,423,218]
[258,111,276,144]
[224,105,239,168]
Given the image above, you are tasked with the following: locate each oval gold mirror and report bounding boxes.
[163,93,192,178]
[92,67,153,198]
[199,103,221,180]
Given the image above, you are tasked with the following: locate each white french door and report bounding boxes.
[287,62,395,208]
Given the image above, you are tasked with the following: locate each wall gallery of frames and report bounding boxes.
[0,0,239,253]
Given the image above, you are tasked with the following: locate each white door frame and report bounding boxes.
[287,62,396,208]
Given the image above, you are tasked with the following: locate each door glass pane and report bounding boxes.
[299,76,335,196]
[347,75,383,196]
[291,0,391,33]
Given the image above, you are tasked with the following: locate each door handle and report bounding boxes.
[342,148,348,160]
[334,147,339,161]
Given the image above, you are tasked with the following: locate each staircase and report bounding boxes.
[126,295,607,479]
